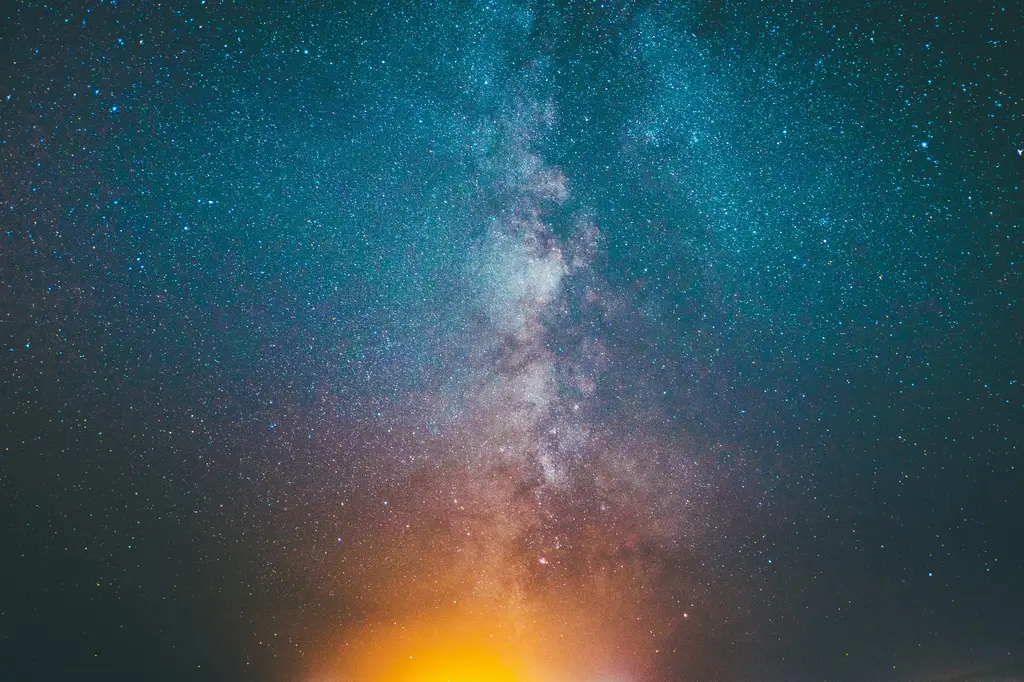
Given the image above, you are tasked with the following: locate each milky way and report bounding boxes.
[2,1,1022,681]
[317,78,756,680]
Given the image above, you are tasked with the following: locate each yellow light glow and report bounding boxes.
[333,613,531,682]
[384,640,521,682]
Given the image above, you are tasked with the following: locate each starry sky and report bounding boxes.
[1,1,1022,681]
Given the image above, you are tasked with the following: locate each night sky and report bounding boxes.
[2,1,1022,681]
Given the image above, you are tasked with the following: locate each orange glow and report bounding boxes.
[332,613,533,682]
[382,640,522,682]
